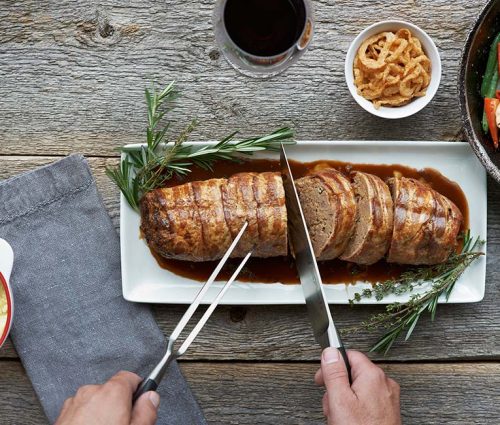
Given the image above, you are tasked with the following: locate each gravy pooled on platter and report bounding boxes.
[151,158,469,285]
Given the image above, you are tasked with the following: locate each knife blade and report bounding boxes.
[280,143,352,382]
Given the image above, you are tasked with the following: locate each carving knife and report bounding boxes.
[280,143,352,383]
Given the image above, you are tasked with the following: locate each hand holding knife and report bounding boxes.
[280,143,352,384]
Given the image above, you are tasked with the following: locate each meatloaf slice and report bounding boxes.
[295,169,357,261]
[252,172,288,257]
[229,172,262,257]
[220,172,287,258]
[191,179,233,261]
[140,181,207,261]
[220,173,252,257]
[387,177,463,265]
[340,172,394,265]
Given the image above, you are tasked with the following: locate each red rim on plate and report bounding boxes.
[0,272,12,346]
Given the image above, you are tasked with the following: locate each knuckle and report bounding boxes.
[314,368,323,385]
[111,370,139,386]
[62,397,73,408]
[75,386,86,397]
[105,380,124,393]
[388,378,401,394]
[76,385,97,398]
[372,366,386,380]
[114,370,132,380]
[389,378,400,388]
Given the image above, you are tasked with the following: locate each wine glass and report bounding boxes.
[213,0,314,78]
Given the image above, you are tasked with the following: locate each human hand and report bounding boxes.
[55,371,160,425]
[315,348,401,425]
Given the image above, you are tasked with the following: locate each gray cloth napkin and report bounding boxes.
[0,155,206,425]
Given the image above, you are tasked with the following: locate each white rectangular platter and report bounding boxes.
[121,141,487,305]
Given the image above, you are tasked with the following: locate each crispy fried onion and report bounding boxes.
[354,29,431,109]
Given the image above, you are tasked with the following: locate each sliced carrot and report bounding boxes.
[485,98,499,148]
[497,43,500,76]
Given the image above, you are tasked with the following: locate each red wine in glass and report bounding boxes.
[224,0,307,57]
[214,0,314,77]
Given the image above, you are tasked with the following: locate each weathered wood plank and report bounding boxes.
[0,361,498,425]
[0,0,485,156]
[0,362,46,425]
[1,1,498,423]
[0,156,498,362]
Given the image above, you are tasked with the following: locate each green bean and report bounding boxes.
[481,33,500,133]
[484,59,499,99]
[482,71,499,133]
[481,32,500,97]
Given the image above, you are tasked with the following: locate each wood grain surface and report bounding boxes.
[0,0,498,424]
[0,361,499,425]
[0,0,482,157]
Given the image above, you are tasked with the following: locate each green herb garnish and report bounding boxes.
[106,81,295,211]
[344,231,485,354]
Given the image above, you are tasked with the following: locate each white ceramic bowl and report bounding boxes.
[345,20,441,119]
[0,239,14,348]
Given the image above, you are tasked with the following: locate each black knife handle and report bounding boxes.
[338,346,353,385]
[133,378,158,404]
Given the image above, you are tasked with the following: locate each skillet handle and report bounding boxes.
[338,346,353,385]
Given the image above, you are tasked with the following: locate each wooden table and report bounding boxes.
[1,1,499,424]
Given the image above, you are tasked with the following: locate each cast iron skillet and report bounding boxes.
[460,0,500,183]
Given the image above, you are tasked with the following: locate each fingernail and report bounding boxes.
[323,347,339,364]
[148,391,160,408]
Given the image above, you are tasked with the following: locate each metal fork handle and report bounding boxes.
[133,341,176,403]
[133,378,159,403]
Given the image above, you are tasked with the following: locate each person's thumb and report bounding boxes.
[131,391,160,425]
[321,348,352,401]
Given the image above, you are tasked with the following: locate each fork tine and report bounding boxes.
[177,251,252,356]
[169,221,249,342]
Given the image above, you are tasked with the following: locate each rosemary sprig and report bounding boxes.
[344,231,485,354]
[106,81,295,211]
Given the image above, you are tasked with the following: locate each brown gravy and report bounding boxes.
[151,158,469,284]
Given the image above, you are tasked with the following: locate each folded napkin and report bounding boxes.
[0,155,206,424]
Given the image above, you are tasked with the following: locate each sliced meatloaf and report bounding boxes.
[295,169,357,261]
[140,172,288,261]
[221,172,260,258]
[340,172,394,265]
[387,177,463,265]
[252,172,288,257]
[191,179,233,261]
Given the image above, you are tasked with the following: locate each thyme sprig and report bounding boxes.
[106,81,295,211]
[344,231,484,354]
